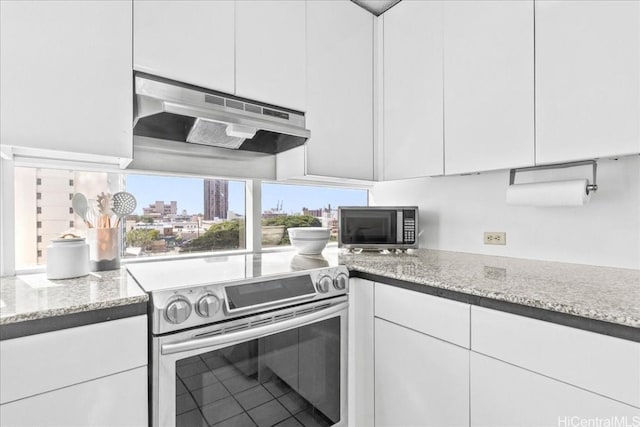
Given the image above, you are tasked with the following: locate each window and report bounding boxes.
[261,182,368,247]
[12,166,367,270]
[122,175,246,258]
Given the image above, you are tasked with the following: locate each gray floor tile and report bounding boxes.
[176,393,197,415]
[247,399,290,427]
[273,417,304,427]
[294,409,331,427]
[177,355,202,367]
[278,392,309,415]
[177,359,210,378]
[212,412,257,427]
[214,364,244,381]
[222,375,260,394]
[176,408,208,427]
[176,378,188,396]
[183,371,220,391]
[192,382,231,407]
[201,396,245,426]
[235,385,275,411]
[203,354,231,370]
[263,378,292,398]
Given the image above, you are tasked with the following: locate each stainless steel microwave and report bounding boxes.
[338,206,418,250]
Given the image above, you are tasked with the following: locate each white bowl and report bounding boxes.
[288,227,330,255]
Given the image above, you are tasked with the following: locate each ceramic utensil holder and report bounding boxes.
[87,228,120,271]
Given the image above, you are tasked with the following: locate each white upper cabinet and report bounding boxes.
[134,0,235,94]
[443,0,535,175]
[305,0,374,180]
[0,0,133,162]
[383,0,444,179]
[235,1,306,111]
[535,0,640,164]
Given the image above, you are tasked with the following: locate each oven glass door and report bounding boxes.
[340,209,397,245]
[155,300,348,427]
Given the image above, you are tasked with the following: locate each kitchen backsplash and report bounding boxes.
[371,156,639,270]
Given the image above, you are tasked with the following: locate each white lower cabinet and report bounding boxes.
[352,280,639,427]
[0,367,148,427]
[0,315,148,426]
[375,318,470,427]
[471,352,640,427]
[372,281,471,427]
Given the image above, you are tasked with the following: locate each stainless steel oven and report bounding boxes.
[127,253,349,427]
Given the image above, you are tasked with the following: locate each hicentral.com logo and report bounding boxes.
[558,416,640,427]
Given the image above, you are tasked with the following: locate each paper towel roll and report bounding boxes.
[506,179,591,207]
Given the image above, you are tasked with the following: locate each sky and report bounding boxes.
[126,175,368,216]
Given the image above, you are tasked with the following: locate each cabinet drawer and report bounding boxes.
[471,306,640,407]
[0,366,148,427]
[471,352,640,427]
[0,315,147,404]
[375,283,470,348]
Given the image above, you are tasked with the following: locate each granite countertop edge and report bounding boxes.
[0,295,149,326]
[348,265,640,328]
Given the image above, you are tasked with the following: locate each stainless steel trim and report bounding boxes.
[135,75,310,137]
[223,291,317,314]
[161,300,348,355]
[509,160,598,194]
[396,210,403,244]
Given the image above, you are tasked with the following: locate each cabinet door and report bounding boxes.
[443,0,534,175]
[235,0,306,111]
[375,318,469,427]
[0,367,147,427]
[348,279,374,427]
[384,0,444,179]
[471,352,640,427]
[306,0,374,180]
[536,0,640,163]
[0,0,132,160]
[134,0,235,94]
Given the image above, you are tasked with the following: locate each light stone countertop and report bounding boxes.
[340,249,640,329]
[0,269,148,326]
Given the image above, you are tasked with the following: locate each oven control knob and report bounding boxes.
[196,294,221,318]
[317,275,333,293]
[333,273,348,290]
[165,297,192,324]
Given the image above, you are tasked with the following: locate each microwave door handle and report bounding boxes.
[161,301,348,356]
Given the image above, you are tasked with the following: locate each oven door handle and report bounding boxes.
[161,301,348,355]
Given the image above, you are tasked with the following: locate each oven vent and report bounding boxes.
[195,328,223,339]
[250,318,274,327]
[274,312,295,321]
[295,307,314,316]
[224,322,250,334]
[314,303,331,312]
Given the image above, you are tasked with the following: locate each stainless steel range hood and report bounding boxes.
[133,73,310,154]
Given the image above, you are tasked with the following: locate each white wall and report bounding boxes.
[371,156,640,269]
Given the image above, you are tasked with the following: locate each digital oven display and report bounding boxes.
[225,275,316,310]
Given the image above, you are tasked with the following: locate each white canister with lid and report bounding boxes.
[46,237,90,280]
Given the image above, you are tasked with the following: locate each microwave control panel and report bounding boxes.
[403,209,416,244]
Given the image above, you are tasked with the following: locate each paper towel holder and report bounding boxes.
[509,160,598,193]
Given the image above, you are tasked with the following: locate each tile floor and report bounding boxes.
[175,352,334,427]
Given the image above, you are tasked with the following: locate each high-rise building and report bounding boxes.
[204,180,228,220]
[143,201,177,217]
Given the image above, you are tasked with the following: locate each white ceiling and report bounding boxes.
[351,0,402,16]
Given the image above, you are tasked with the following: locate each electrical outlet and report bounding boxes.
[484,232,506,245]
